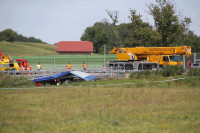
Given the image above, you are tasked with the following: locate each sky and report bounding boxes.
[0,0,200,44]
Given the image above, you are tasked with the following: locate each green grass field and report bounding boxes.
[11,54,116,70]
[0,77,200,132]
[0,41,57,56]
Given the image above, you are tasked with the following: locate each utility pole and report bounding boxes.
[183,55,185,69]
[104,45,106,67]
[87,55,88,69]
[194,53,196,63]
[53,56,55,72]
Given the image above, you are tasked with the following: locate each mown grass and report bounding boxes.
[11,54,116,66]
[0,76,200,132]
[10,54,116,70]
[0,41,57,56]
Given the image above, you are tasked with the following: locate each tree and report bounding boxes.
[182,31,200,52]
[81,10,122,53]
[117,23,130,46]
[81,10,162,53]
[148,0,181,46]
[0,29,17,42]
[0,29,45,43]
[81,22,109,53]
[148,0,200,50]
[81,4,199,53]
[106,10,119,26]
[126,9,162,47]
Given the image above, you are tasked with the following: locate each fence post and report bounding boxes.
[104,45,106,67]
[53,56,55,72]
[38,56,40,63]
[87,55,88,70]
[183,55,186,69]
[194,53,196,63]
[111,66,112,78]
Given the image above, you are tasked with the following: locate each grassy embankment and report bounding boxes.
[0,75,200,132]
[0,41,57,56]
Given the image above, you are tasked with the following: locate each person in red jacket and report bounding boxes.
[187,59,192,70]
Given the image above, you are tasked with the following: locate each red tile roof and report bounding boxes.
[57,41,93,52]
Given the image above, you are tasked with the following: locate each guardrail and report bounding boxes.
[0,67,142,80]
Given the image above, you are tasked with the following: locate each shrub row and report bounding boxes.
[0,73,34,88]
[187,68,200,76]
[130,65,185,79]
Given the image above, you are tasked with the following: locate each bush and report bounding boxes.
[0,73,34,88]
[129,70,161,79]
[161,65,185,77]
[187,68,200,76]
[130,65,185,79]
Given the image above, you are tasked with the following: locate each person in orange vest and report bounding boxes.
[83,62,87,70]
[66,62,71,71]
[37,62,43,71]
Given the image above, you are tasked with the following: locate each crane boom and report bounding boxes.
[110,46,191,58]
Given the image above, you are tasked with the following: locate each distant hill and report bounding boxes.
[0,41,57,56]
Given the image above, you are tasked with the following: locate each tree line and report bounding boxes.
[0,29,45,43]
[81,0,200,53]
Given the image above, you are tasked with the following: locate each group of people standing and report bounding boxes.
[37,60,193,71]
[37,62,87,71]
[66,62,87,71]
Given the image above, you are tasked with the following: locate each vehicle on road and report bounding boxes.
[191,60,200,69]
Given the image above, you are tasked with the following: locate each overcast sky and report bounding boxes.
[0,0,200,44]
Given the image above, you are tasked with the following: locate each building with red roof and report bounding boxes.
[57,41,93,55]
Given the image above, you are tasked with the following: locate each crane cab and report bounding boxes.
[158,55,183,67]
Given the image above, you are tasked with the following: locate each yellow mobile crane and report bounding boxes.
[109,46,191,70]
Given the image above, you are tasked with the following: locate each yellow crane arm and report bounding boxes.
[109,46,191,57]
